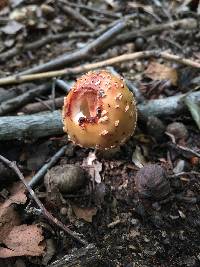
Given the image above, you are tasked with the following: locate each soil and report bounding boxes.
[0,1,200,266]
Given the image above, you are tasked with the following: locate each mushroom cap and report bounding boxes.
[62,70,137,149]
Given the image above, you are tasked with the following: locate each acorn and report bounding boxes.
[134,164,170,200]
[62,70,137,149]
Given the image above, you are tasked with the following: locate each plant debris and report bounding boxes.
[0,0,200,266]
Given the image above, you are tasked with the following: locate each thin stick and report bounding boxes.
[59,2,95,30]
[169,171,200,178]
[112,18,197,46]
[65,1,120,18]
[0,83,50,115]
[28,145,67,188]
[0,30,105,62]
[0,50,199,86]
[20,96,64,114]
[0,154,88,246]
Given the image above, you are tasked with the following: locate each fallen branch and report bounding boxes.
[0,91,199,141]
[0,50,199,86]
[0,154,88,245]
[0,111,63,140]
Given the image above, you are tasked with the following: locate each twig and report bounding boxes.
[0,17,196,63]
[0,29,109,62]
[0,50,199,86]
[59,2,95,30]
[111,18,198,46]
[29,145,67,188]
[0,91,199,141]
[20,96,64,114]
[55,79,72,93]
[169,171,200,178]
[0,154,88,246]
[177,145,200,158]
[18,20,128,75]
[0,83,50,115]
[0,83,34,103]
[166,132,200,158]
[0,34,72,62]
[64,1,120,19]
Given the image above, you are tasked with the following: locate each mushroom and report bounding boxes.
[62,70,137,149]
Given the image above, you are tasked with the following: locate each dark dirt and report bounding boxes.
[0,1,200,267]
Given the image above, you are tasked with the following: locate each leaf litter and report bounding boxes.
[0,182,45,258]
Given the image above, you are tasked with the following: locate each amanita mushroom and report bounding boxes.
[62,70,137,149]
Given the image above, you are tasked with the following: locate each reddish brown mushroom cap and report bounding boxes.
[62,70,137,149]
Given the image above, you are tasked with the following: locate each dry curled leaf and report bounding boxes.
[72,205,97,223]
[0,224,45,258]
[145,62,178,86]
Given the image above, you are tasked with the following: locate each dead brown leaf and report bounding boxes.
[0,183,44,258]
[0,224,45,257]
[145,62,178,86]
[0,183,27,242]
[72,205,97,223]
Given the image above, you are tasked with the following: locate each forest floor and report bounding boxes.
[0,0,200,266]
